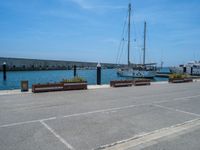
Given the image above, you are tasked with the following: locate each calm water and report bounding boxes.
[0,69,168,90]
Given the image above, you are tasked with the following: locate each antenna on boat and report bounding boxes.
[128,3,131,66]
[143,21,146,65]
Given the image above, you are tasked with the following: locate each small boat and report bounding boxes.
[117,3,156,78]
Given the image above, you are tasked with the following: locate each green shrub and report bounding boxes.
[169,74,189,79]
[62,77,86,83]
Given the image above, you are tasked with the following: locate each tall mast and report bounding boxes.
[128,3,131,66]
[143,21,146,65]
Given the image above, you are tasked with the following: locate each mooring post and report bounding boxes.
[183,67,187,73]
[3,62,7,80]
[73,65,77,77]
[97,63,101,85]
[191,67,193,75]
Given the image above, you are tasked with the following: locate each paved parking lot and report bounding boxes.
[0,82,200,150]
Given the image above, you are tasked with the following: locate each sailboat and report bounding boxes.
[117,3,156,78]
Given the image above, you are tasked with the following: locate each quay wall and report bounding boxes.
[0,57,122,71]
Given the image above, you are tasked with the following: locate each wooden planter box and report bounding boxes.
[183,78,193,83]
[169,78,193,83]
[62,82,87,91]
[133,79,151,86]
[32,83,64,93]
[32,82,87,93]
[110,80,133,87]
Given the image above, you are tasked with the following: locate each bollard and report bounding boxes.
[191,67,193,75]
[3,62,7,80]
[73,65,77,77]
[183,67,186,73]
[97,63,101,85]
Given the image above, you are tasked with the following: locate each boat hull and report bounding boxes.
[117,69,156,78]
[170,67,200,76]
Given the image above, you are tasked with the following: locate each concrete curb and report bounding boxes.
[0,85,111,95]
[0,80,199,96]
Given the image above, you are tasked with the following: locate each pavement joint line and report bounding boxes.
[95,118,200,150]
[1,93,200,128]
[153,104,200,117]
[40,120,75,150]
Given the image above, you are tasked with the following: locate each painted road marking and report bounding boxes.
[96,119,200,150]
[0,117,57,128]
[40,121,75,150]
[155,94,200,105]
[0,104,144,128]
[62,104,145,119]
[0,94,200,128]
[153,104,200,117]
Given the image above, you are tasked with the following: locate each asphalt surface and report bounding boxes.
[0,82,200,150]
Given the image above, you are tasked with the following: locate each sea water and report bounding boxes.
[0,69,168,90]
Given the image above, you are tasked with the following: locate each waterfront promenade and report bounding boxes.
[0,81,200,150]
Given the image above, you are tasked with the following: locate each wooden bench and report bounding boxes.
[110,80,133,87]
[183,78,193,83]
[133,79,151,86]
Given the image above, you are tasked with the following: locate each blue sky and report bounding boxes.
[0,0,199,66]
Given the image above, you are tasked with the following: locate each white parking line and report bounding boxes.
[0,104,144,128]
[62,104,145,118]
[153,104,200,117]
[0,119,41,128]
[0,117,57,128]
[0,94,200,129]
[154,94,200,105]
[174,94,200,100]
[40,121,75,150]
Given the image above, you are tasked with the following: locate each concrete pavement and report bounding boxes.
[0,82,200,150]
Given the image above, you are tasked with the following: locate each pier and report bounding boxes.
[0,81,200,149]
[0,57,122,71]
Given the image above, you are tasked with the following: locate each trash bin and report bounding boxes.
[21,81,29,92]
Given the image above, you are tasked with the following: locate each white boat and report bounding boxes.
[117,67,156,78]
[117,3,156,78]
[170,61,200,76]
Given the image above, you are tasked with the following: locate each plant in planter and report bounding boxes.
[62,77,86,83]
[110,80,133,87]
[169,74,185,79]
[169,74,192,83]
[61,77,87,90]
